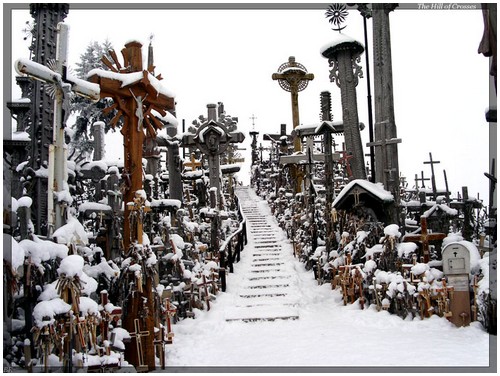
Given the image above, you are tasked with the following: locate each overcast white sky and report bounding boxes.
[8,2,494,203]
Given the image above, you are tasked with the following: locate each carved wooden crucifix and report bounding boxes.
[88,41,175,251]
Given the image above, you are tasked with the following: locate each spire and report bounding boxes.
[147,33,154,74]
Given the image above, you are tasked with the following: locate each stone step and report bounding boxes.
[226,299,300,320]
[252,253,281,257]
[247,275,290,281]
[245,283,290,289]
[251,262,284,267]
[251,257,281,262]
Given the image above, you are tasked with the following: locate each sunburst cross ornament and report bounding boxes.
[325,3,349,32]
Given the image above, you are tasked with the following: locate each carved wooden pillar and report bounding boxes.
[372,4,400,194]
[322,35,366,180]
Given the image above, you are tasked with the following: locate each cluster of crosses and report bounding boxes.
[5,5,248,372]
[249,3,495,333]
[3,3,497,372]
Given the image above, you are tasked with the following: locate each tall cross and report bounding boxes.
[15,23,100,236]
[403,216,446,263]
[88,40,175,251]
[272,57,314,192]
[423,152,440,200]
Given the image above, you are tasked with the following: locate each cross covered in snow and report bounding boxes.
[15,22,100,236]
[182,104,244,208]
[88,40,175,251]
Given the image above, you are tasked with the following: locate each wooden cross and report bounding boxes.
[88,40,175,251]
[415,171,430,189]
[183,153,202,171]
[435,278,454,318]
[423,152,440,199]
[129,318,150,371]
[366,121,402,190]
[162,297,176,344]
[15,22,100,236]
[403,216,446,263]
[126,191,151,246]
[197,274,212,311]
[153,326,168,370]
[272,56,314,153]
[338,150,353,178]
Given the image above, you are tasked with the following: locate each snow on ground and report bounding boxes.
[165,188,491,370]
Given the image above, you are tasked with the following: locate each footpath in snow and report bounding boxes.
[165,187,492,370]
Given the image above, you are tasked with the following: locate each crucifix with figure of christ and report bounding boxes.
[88,40,175,371]
[88,40,175,252]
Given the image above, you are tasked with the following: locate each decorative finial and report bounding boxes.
[325,3,349,33]
[149,33,154,45]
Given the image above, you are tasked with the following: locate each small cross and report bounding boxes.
[97,211,106,229]
[339,150,353,177]
[415,171,430,189]
[153,326,168,370]
[183,153,202,171]
[423,152,441,199]
[129,318,150,368]
[352,187,361,206]
[197,274,212,311]
[249,114,257,129]
[162,297,176,343]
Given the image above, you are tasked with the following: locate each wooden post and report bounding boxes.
[322,39,366,180]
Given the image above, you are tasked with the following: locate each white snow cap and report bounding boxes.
[57,254,85,277]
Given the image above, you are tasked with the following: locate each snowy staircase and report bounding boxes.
[224,187,300,322]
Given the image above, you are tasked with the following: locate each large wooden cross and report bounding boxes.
[88,41,175,251]
[15,22,100,236]
[403,216,446,263]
